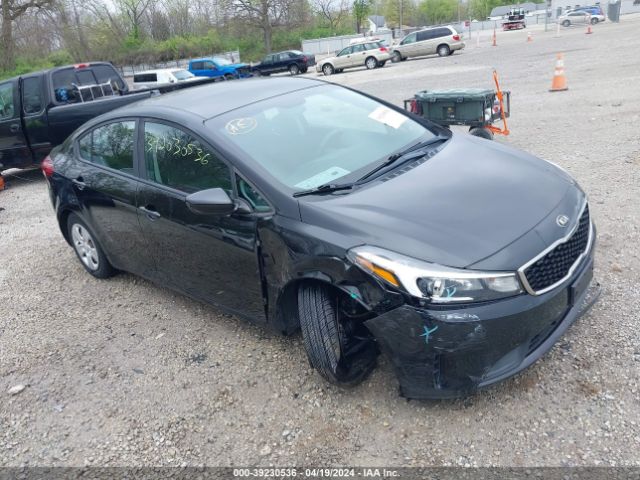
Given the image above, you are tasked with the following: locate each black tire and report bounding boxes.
[437,44,451,57]
[67,213,115,279]
[298,283,377,386]
[322,63,334,76]
[591,17,598,24]
[289,64,300,75]
[301,67,308,73]
[400,57,407,61]
[469,127,494,140]
[224,73,235,81]
[448,49,455,56]
[336,68,344,73]
[365,56,378,70]
[391,51,402,63]
[562,20,570,26]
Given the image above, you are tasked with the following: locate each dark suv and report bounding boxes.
[252,50,316,76]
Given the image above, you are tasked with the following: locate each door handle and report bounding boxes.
[139,205,161,220]
[72,177,86,190]
[10,124,20,133]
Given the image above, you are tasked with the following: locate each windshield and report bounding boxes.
[213,57,233,66]
[172,69,195,80]
[207,85,433,191]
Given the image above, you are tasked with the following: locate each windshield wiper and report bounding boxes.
[293,182,355,198]
[356,135,449,183]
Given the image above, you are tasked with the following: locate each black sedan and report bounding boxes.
[251,50,316,76]
[43,77,598,399]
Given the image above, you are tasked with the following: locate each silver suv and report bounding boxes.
[391,26,465,62]
[316,41,391,76]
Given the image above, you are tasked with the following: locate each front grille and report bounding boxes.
[523,204,590,293]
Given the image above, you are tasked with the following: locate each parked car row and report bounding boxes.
[315,25,465,76]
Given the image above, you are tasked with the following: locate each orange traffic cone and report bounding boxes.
[550,53,568,92]
[492,28,497,46]
[586,23,593,34]
[527,32,532,42]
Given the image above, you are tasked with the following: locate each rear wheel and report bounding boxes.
[298,283,377,386]
[224,73,235,81]
[391,51,402,63]
[289,64,300,75]
[322,63,335,76]
[67,213,114,279]
[437,44,451,57]
[469,127,494,140]
[365,56,378,70]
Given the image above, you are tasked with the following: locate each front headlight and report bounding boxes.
[347,246,522,304]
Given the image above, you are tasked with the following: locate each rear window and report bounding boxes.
[52,64,125,103]
[134,73,158,83]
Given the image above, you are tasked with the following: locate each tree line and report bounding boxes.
[0,0,507,78]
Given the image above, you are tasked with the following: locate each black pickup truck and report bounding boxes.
[251,50,316,76]
[0,62,216,172]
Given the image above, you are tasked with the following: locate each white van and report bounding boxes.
[132,69,199,90]
[391,26,465,62]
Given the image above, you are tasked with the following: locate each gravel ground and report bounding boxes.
[1,15,640,468]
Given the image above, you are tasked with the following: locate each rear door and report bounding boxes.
[20,74,51,162]
[350,43,367,66]
[415,30,432,55]
[136,120,267,320]
[0,78,31,170]
[70,119,153,277]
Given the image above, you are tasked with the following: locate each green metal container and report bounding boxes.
[412,88,510,127]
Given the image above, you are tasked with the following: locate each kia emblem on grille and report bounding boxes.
[556,214,570,227]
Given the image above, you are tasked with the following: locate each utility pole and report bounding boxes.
[399,0,403,36]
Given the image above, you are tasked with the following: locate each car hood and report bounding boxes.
[298,134,584,270]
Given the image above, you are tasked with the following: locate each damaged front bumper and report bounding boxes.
[365,253,600,399]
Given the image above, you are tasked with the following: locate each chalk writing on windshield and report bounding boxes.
[146,135,211,165]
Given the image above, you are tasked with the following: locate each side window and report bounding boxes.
[338,47,352,56]
[22,77,43,115]
[236,176,270,212]
[416,30,430,41]
[144,122,232,194]
[352,44,365,53]
[191,62,204,70]
[80,121,136,173]
[205,62,217,70]
[401,33,417,45]
[279,53,290,61]
[435,28,450,37]
[0,82,15,119]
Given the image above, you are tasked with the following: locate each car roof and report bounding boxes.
[135,68,184,75]
[113,77,326,120]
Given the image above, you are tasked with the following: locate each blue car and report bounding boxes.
[188,57,251,80]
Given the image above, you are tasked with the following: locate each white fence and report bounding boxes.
[117,51,241,77]
[301,32,394,55]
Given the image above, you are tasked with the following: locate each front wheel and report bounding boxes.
[562,20,570,26]
[289,64,300,75]
[365,56,378,70]
[391,51,402,63]
[591,17,598,24]
[298,283,377,386]
[67,213,115,279]
[322,63,335,76]
[224,73,235,81]
[469,127,494,140]
[437,44,451,57]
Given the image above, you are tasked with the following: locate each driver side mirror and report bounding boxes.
[186,188,237,215]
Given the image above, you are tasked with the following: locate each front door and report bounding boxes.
[70,119,152,276]
[136,120,266,321]
[334,46,353,68]
[0,79,30,170]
